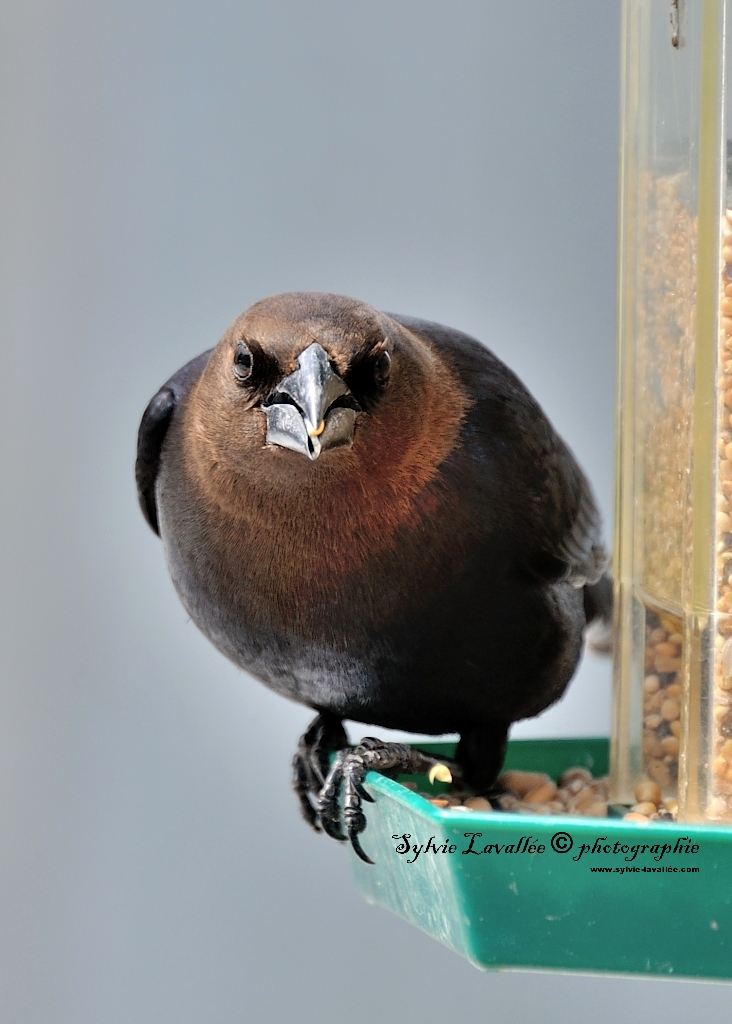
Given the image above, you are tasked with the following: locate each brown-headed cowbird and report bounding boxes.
[136,292,609,862]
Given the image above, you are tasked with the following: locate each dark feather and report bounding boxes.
[135,349,212,534]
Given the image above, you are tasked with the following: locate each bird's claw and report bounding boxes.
[292,713,349,832]
[316,738,462,864]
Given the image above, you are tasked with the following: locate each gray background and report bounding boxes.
[1,1,727,1021]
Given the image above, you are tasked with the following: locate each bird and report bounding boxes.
[136,291,610,863]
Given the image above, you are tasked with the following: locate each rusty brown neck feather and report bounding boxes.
[177,317,468,632]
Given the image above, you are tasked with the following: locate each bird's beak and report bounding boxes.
[263,343,360,460]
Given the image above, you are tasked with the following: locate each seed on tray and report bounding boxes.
[632,801,658,816]
[498,770,552,796]
[464,796,492,811]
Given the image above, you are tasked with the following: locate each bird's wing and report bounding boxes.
[135,349,212,535]
[533,433,607,587]
[390,314,607,588]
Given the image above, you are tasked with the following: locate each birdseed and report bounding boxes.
[710,208,732,820]
[621,182,732,821]
[407,766,676,822]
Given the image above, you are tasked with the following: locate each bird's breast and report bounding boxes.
[164,347,473,646]
[162,453,472,650]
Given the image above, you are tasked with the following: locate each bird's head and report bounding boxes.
[183,292,467,537]
[189,292,461,471]
[218,292,393,461]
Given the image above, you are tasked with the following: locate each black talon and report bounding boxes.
[321,817,348,842]
[318,753,348,841]
[353,779,375,803]
[292,712,349,833]
[349,830,374,865]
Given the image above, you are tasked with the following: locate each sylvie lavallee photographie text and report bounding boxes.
[391,832,701,865]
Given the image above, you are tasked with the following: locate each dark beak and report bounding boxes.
[263,343,360,460]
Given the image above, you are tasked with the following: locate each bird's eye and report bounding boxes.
[233,341,253,382]
[373,350,391,387]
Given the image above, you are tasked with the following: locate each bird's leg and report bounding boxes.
[292,712,349,832]
[318,738,461,864]
[455,720,511,800]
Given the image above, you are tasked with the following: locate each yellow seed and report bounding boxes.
[523,782,557,804]
[655,656,681,673]
[644,713,663,729]
[633,801,659,816]
[428,763,452,785]
[643,675,660,694]
[661,698,680,721]
[635,780,662,805]
[645,691,664,713]
[655,641,678,657]
[583,801,608,818]
[464,796,492,811]
[665,682,682,698]
[573,787,599,811]
[715,757,729,776]
[721,739,732,758]
[670,720,681,738]
[498,770,552,796]
[661,735,679,756]
[623,812,650,823]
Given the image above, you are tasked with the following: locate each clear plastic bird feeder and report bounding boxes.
[612,0,732,822]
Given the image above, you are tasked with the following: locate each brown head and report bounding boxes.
[176,293,469,631]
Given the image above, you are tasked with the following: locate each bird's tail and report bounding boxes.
[583,572,613,655]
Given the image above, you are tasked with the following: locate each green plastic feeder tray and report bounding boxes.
[350,738,732,979]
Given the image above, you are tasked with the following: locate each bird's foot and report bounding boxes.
[292,712,349,832]
[318,738,460,864]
